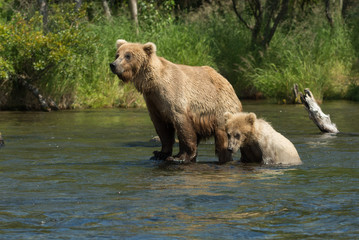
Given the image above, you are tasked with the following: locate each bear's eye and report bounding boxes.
[234,133,241,139]
[124,53,131,61]
[115,54,119,60]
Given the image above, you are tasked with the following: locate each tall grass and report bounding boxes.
[246,12,355,102]
[47,17,136,109]
[1,3,358,110]
[199,13,253,97]
[40,11,359,107]
[48,16,217,109]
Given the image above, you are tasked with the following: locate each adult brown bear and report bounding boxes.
[110,40,242,163]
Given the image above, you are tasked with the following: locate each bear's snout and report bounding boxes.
[110,62,116,74]
[227,146,233,152]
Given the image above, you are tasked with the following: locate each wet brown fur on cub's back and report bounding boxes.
[110,40,242,163]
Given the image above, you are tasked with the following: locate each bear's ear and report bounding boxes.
[224,112,233,123]
[246,113,257,126]
[116,39,127,49]
[143,42,156,55]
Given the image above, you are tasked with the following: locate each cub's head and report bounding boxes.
[109,39,156,82]
[224,112,257,153]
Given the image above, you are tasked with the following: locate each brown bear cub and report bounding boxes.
[224,112,302,165]
[110,40,242,163]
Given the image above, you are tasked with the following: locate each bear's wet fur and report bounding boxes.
[110,40,242,163]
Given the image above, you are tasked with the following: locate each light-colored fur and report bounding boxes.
[110,40,242,163]
[224,112,302,165]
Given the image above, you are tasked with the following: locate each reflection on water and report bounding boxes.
[0,101,358,239]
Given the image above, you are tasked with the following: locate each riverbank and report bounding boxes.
[0,2,358,110]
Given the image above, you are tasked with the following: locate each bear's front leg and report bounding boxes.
[148,110,175,160]
[166,116,197,164]
[152,150,172,160]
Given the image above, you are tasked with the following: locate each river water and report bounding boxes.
[0,101,358,239]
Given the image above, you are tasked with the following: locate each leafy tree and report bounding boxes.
[232,0,290,50]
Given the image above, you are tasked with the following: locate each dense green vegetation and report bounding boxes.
[0,0,358,110]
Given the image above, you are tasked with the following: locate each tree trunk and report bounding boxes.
[0,132,4,147]
[292,83,301,104]
[324,0,334,27]
[17,76,59,112]
[75,0,82,11]
[261,0,289,49]
[232,0,289,50]
[129,0,139,34]
[103,0,112,20]
[38,0,48,32]
[294,84,339,133]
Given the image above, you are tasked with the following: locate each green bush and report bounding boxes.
[0,4,140,109]
[346,84,359,101]
[0,5,94,106]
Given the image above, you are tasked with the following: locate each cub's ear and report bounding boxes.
[246,112,257,125]
[224,112,233,123]
[143,42,156,55]
[116,39,127,49]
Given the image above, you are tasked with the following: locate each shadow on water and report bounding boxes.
[122,140,161,148]
[152,158,297,173]
[0,101,358,239]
